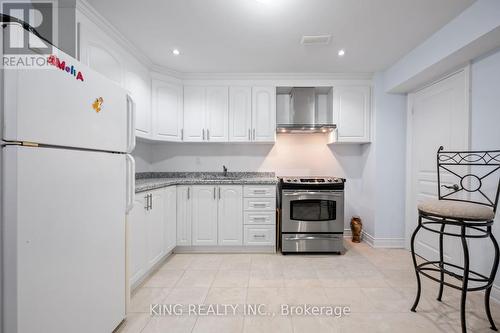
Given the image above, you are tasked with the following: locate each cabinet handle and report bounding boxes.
[253,128,256,140]
[213,187,216,200]
[218,187,221,200]
[248,129,251,141]
[207,129,210,141]
[253,203,267,208]
[253,217,267,221]
[150,194,153,210]
[254,190,267,194]
[187,187,190,200]
[202,129,205,140]
[181,128,184,141]
[253,234,266,238]
[144,194,148,210]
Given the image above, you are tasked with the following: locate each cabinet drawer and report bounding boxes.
[244,225,275,245]
[244,198,275,211]
[244,211,275,225]
[243,185,276,198]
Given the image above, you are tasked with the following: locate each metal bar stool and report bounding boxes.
[410,146,500,333]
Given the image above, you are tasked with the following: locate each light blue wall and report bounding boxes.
[373,73,407,240]
[469,47,500,291]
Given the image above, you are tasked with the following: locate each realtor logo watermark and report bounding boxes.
[2,1,54,68]
[150,303,352,318]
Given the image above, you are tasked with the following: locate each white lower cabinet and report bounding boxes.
[243,185,276,247]
[244,225,275,245]
[176,186,192,246]
[218,185,243,245]
[191,186,218,245]
[128,195,148,287]
[164,186,177,253]
[128,187,177,289]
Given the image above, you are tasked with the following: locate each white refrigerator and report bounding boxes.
[1,27,135,333]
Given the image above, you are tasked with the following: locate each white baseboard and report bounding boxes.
[174,245,275,253]
[360,230,405,248]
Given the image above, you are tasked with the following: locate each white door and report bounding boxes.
[2,146,126,333]
[176,186,192,246]
[147,190,165,267]
[218,185,243,245]
[229,87,252,142]
[153,80,183,141]
[252,87,276,142]
[183,86,206,142]
[164,186,177,252]
[407,69,469,265]
[191,186,218,246]
[3,50,133,153]
[128,194,148,287]
[206,86,229,142]
[333,86,371,143]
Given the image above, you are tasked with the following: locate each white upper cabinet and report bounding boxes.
[183,86,229,142]
[252,87,276,142]
[125,70,152,139]
[206,87,229,142]
[332,86,371,143]
[218,185,243,246]
[229,87,252,142]
[77,14,154,139]
[183,86,206,142]
[191,186,218,246]
[153,80,183,141]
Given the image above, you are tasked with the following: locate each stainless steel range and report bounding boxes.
[280,177,345,254]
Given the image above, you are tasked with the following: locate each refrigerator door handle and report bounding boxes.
[125,154,135,213]
[126,94,136,153]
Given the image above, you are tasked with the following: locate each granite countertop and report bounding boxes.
[135,172,278,193]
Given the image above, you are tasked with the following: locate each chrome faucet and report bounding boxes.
[223,165,228,177]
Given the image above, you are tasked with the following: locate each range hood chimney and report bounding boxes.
[276,87,335,133]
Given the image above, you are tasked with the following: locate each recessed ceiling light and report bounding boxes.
[338,49,345,57]
[172,49,180,56]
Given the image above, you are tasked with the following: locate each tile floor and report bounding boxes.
[118,242,500,333]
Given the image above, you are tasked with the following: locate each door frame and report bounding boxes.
[404,65,471,249]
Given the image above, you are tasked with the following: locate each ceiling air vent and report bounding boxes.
[300,35,331,45]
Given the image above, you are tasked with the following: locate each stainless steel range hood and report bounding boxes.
[276,87,335,133]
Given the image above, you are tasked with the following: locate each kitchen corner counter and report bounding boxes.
[135,172,278,193]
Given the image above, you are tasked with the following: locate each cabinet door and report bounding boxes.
[218,185,243,245]
[125,70,152,139]
[147,190,165,268]
[191,186,218,246]
[183,86,206,142]
[252,87,276,142]
[128,194,148,287]
[229,87,252,142]
[153,80,183,141]
[333,86,371,143]
[176,186,192,246]
[164,186,177,253]
[206,87,229,142]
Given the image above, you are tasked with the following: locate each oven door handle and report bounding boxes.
[283,235,340,241]
[283,191,343,197]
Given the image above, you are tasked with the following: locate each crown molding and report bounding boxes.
[76,0,153,69]
[178,72,374,81]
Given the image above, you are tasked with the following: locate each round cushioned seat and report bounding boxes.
[418,199,495,221]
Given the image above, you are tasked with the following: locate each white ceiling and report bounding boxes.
[87,0,475,73]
